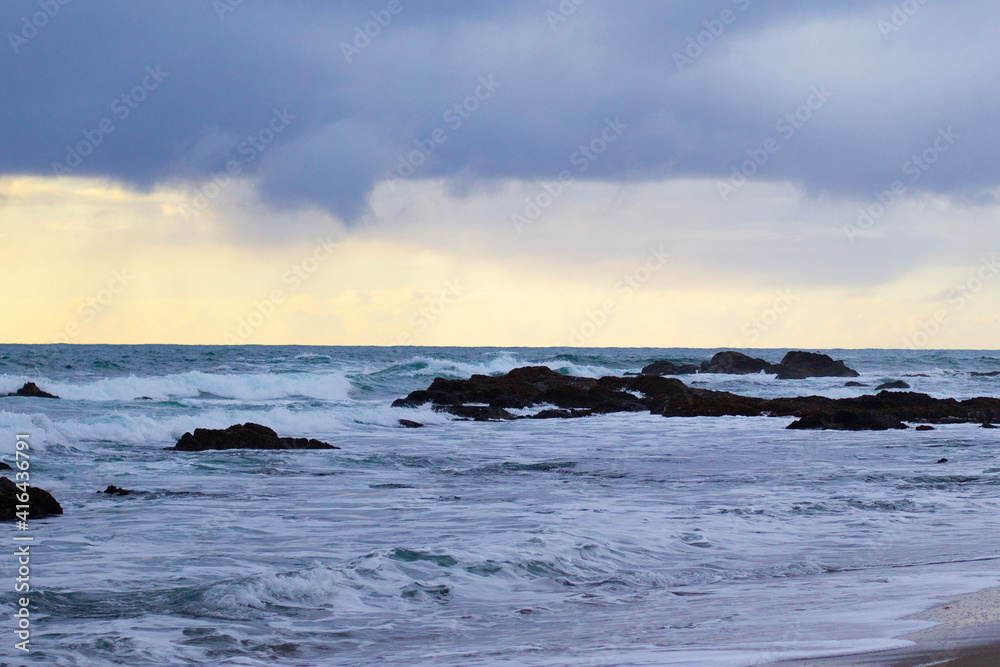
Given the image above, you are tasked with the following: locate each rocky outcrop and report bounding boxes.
[699,351,777,375]
[398,419,425,428]
[394,366,1000,430]
[0,462,12,471]
[0,477,63,520]
[787,409,907,431]
[845,381,868,387]
[916,425,935,431]
[4,382,59,399]
[171,423,338,451]
[640,360,699,376]
[972,371,1000,377]
[876,380,910,390]
[773,352,860,380]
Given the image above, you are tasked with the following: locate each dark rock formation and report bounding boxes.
[171,423,338,451]
[787,409,907,431]
[699,351,777,375]
[937,458,948,463]
[0,477,63,520]
[876,380,911,390]
[99,485,132,496]
[640,360,699,376]
[398,419,425,428]
[972,371,1000,377]
[394,367,1000,431]
[5,382,59,399]
[983,422,998,429]
[0,461,12,471]
[774,352,860,380]
[845,381,869,387]
[916,425,935,431]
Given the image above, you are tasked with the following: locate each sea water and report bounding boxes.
[2,346,999,666]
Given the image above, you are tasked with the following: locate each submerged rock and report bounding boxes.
[972,371,1000,377]
[774,352,860,380]
[171,423,338,451]
[845,381,869,387]
[4,382,59,399]
[640,360,700,376]
[787,410,907,431]
[99,485,133,496]
[398,419,425,428]
[915,425,935,431]
[699,351,776,375]
[0,477,63,520]
[937,458,949,463]
[876,380,911,390]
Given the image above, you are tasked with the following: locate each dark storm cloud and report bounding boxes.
[2,0,998,223]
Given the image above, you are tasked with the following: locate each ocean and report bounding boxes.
[2,345,1000,666]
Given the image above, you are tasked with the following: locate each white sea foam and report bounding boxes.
[0,370,353,402]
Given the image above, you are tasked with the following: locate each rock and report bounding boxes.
[171,423,339,451]
[983,422,998,429]
[0,462,12,471]
[394,367,1000,429]
[98,485,133,496]
[5,382,59,399]
[640,360,699,376]
[915,425,935,431]
[972,371,1000,377]
[845,381,869,387]
[774,352,860,380]
[0,477,63,520]
[876,380,911,390]
[398,419,425,428]
[531,408,593,419]
[787,409,908,431]
[699,351,777,375]
[904,374,930,378]
[937,458,948,463]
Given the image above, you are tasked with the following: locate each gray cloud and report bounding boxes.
[3,0,998,226]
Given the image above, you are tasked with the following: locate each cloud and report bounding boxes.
[3,0,999,228]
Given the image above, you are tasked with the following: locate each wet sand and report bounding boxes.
[771,587,1000,666]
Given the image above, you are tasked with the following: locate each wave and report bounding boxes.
[0,402,451,449]
[369,353,621,380]
[0,370,353,403]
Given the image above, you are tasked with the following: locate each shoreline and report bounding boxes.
[771,587,1000,666]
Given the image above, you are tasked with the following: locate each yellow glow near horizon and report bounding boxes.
[1,175,998,348]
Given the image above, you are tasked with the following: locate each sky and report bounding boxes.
[1,0,998,347]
